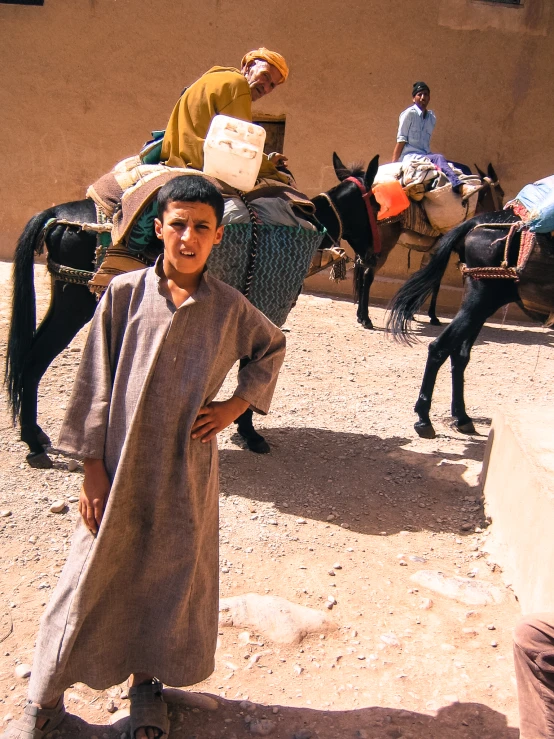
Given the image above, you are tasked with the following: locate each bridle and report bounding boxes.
[314,176,382,255]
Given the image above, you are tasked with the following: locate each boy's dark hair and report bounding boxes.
[157,175,225,226]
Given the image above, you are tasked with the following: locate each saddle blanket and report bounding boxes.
[507,175,554,233]
[374,158,481,236]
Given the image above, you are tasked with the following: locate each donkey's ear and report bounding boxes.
[475,164,486,180]
[332,152,349,182]
[487,163,498,181]
[364,154,380,189]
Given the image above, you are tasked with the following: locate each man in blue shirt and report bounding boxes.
[392,81,468,193]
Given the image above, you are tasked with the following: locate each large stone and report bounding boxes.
[219,594,338,645]
[410,570,504,606]
[482,406,554,613]
[162,688,218,711]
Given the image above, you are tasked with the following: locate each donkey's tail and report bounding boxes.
[386,218,476,343]
[5,208,56,423]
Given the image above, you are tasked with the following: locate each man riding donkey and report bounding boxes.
[392,81,478,199]
[160,47,290,181]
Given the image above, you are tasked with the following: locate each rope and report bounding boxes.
[315,192,343,245]
[47,257,95,285]
[461,218,524,282]
[329,258,347,282]
[459,264,519,281]
[237,191,260,298]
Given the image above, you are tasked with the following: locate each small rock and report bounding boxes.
[491,641,498,648]
[293,665,303,675]
[14,664,31,679]
[0,510,12,518]
[293,731,313,739]
[419,598,433,610]
[333,563,342,570]
[272,707,279,714]
[238,631,251,645]
[461,523,473,531]
[106,700,118,713]
[67,460,79,472]
[296,518,307,525]
[68,495,79,503]
[249,718,276,736]
[410,570,505,606]
[28,536,37,544]
[49,501,66,514]
[487,624,496,630]
[340,523,350,529]
[240,700,255,711]
[380,633,400,647]
[328,570,335,576]
[398,560,407,566]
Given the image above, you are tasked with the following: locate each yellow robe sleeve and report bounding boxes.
[161,66,287,184]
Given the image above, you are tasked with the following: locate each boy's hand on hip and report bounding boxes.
[192,396,250,442]
[80,458,112,535]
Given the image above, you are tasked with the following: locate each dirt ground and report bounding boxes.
[1,262,553,739]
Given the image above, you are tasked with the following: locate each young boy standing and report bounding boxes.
[4,175,285,739]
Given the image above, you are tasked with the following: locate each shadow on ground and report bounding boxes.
[399,315,554,348]
[58,697,518,738]
[220,428,487,536]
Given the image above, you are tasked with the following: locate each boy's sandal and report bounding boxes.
[0,696,66,738]
[129,680,169,739]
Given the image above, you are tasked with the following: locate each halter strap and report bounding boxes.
[345,176,382,255]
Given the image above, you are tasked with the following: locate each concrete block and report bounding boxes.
[482,406,554,613]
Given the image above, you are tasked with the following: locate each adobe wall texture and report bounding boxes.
[483,406,554,613]
[1,0,552,305]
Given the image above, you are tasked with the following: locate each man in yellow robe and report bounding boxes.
[161,48,290,184]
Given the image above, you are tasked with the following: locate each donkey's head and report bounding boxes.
[474,162,504,214]
[312,153,380,262]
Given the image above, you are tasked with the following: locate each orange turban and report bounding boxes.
[241,47,289,84]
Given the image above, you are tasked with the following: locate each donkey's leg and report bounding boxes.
[236,408,270,454]
[427,284,441,326]
[357,268,375,330]
[449,284,512,434]
[449,327,482,434]
[235,358,270,454]
[414,290,482,438]
[21,282,96,467]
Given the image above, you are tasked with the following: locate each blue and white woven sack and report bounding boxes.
[514,175,554,233]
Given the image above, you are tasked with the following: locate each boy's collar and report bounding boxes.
[153,255,211,305]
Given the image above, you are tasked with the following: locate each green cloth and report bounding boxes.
[160,66,287,184]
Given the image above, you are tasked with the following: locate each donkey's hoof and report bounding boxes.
[36,429,52,448]
[358,319,374,330]
[456,420,477,435]
[245,436,271,454]
[429,317,442,326]
[414,421,436,439]
[26,451,53,469]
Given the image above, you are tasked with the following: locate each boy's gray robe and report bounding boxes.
[28,265,285,703]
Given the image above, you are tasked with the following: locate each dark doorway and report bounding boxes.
[253,118,286,155]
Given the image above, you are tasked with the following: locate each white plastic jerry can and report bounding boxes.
[203,114,267,191]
